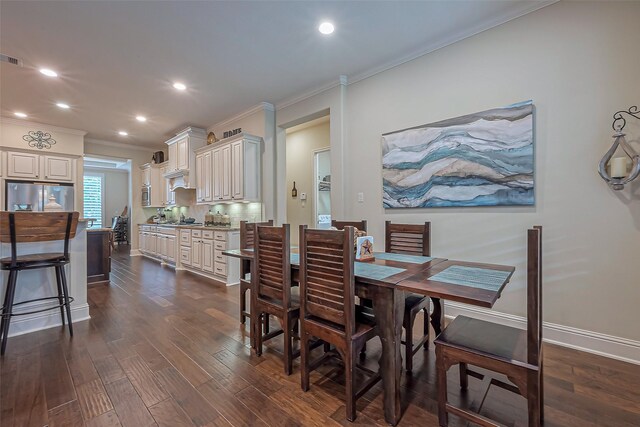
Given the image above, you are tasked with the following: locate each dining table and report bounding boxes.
[223,248,515,426]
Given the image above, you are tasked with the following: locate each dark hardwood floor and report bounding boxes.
[2,246,639,426]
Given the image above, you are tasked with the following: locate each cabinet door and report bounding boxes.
[168,143,178,171]
[212,148,222,201]
[149,233,157,254]
[202,239,214,273]
[231,140,244,200]
[166,235,176,263]
[221,144,232,200]
[158,235,166,258]
[177,138,189,170]
[142,167,151,186]
[191,239,202,269]
[195,153,205,203]
[44,156,73,181]
[7,152,40,179]
[203,151,212,202]
[180,246,191,266]
[139,231,145,252]
[165,176,175,206]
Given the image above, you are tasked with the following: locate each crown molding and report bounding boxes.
[348,1,557,85]
[84,137,162,152]
[209,102,275,132]
[275,79,342,111]
[1,116,88,136]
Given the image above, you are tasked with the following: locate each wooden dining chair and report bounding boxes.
[0,212,79,355]
[385,221,432,373]
[254,224,300,375]
[239,219,273,325]
[331,219,367,232]
[434,226,543,426]
[299,225,381,422]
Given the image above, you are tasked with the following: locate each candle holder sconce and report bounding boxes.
[598,106,640,190]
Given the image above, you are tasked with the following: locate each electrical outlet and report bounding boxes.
[357,192,364,203]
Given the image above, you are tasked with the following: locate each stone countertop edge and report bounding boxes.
[138,223,240,231]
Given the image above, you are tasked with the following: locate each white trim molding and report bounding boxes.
[209,102,275,132]
[1,116,88,136]
[85,137,163,152]
[445,302,640,366]
[7,303,90,338]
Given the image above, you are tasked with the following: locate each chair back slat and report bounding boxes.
[527,226,543,366]
[385,221,430,256]
[240,220,274,250]
[0,212,79,243]
[300,225,355,334]
[255,224,291,308]
[331,220,367,233]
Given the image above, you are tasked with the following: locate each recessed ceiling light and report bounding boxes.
[118,131,128,136]
[136,115,147,122]
[14,112,27,118]
[318,22,335,35]
[39,68,58,77]
[173,82,186,91]
[56,102,70,109]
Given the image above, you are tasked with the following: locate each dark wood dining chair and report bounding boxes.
[385,220,432,373]
[299,225,381,422]
[331,219,367,232]
[435,226,543,426]
[0,212,79,355]
[254,224,300,375]
[239,219,274,325]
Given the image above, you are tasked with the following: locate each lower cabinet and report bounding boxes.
[138,225,176,264]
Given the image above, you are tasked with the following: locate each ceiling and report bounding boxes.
[1,1,552,148]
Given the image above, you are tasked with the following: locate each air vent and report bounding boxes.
[0,54,23,67]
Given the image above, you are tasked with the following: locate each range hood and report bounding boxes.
[167,173,194,191]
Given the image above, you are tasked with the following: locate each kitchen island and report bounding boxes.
[0,218,90,337]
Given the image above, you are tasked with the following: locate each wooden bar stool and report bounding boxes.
[0,212,79,355]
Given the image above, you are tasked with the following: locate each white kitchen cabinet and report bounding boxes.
[7,151,40,179]
[180,245,191,266]
[230,140,244,200]
[212,147,223,201]
[202,239,214,272]
[195,151,213,204]
[44,155,73,181]
[191,238,202,270]
[168,143,178,172]
[221,144,232,200]
[140,163,165,207]
[177,138,189,170]
[166,235,176,263]
[164,128,206,192]
[142,165,151,186]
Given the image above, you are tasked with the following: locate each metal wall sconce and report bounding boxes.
[598,106,640,190]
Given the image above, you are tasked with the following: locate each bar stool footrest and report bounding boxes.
[1,296,75,317]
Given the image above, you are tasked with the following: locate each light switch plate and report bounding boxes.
[300,192,307,200]
[357,192,364,203]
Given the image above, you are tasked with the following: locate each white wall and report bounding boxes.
[286,120,330,243]
[274,1,640,360]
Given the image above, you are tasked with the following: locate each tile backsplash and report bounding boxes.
[164,203,264,227]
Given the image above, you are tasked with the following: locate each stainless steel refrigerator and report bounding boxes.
[5,180,74,211]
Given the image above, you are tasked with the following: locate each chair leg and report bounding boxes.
[0,270,14,342]
[240,286,247,324]
[1,270,18,356]
[255,312,263,356]
[436,346,449,426]
[264,314,270,334]
[360,342,366,357]
[345,346,357,422]
[459,363,468,391]
[301,331,310,391]
[404,315,414,373]
[59,265,73,336]
[539,362,545,422]
[55,266,65,326]
[283,315,293,375]
[423,307,430,349]
[323,342,331,353]
[528,370,541,427]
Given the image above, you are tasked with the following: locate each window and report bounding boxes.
[83,173,104,228]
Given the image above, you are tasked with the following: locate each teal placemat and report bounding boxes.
[355,262,405,280]
[429,265,510,291]
[375,252,433,264]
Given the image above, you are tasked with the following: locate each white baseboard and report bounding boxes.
[445,302,640,366]
[129,249,142,256]
[7,303,91,338]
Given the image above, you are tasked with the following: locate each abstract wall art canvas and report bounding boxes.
[382,101,534,208]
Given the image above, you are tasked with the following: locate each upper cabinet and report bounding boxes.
[164,127,206,189]
[5,151,75,182]
[195,133,262,203]
[140,162,166,207]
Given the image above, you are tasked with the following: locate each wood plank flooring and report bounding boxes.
[1,246,639,426]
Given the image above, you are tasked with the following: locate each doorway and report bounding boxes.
[285,115,330,243]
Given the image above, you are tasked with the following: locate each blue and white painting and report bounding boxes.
[382,101,534,208]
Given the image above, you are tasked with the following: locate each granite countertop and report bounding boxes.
[138,223,239,231]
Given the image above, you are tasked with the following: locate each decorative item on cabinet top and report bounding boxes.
[598,106,640,190]
[23,130,57,149]
[207,132,218,145]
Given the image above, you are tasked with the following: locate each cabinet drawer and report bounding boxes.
[180,230,191,246]
[214,231,227,242]
[202,230,214,239]
[180,246,191,265]
[191,229,202,238]
[214,263,227,277]
[157,227,176,236]
[214,240,227,251]
[214,249,226,264]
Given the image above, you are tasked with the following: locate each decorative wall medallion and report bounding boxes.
[23,130,57,149]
